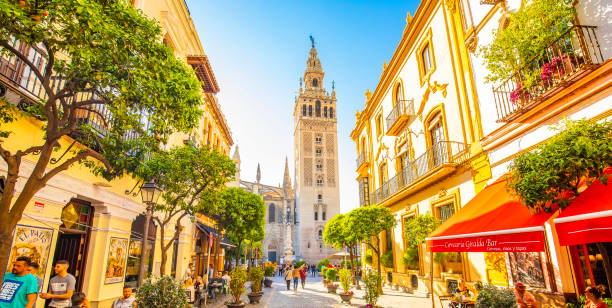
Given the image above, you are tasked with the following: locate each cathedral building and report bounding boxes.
[233,146,297,263]
[294,40,341,263]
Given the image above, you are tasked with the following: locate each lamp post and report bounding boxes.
[137,180,162,286]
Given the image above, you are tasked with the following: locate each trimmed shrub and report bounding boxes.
[248,266,264,293]
[363,271,382,306]
[381,251,394,268]
[325,268,338,281]
[229,267,248,304]
[136,276,188,308]
[339,268,352,293]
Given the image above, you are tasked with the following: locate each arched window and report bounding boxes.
[324,106,328,117]
[315,101,321,117]
[314,211,318,221]
[322,210,326,221]
[329,107,334,118]
[312,78,318,87]
[308,105,313,116]
[302,105,306,116]
[427,111,446,168]
[317,229,323,240]
[395,83,403,105]
[307,242,311,249]
[268,204,275,223]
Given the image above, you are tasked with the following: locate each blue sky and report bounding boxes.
[186,0,420,213]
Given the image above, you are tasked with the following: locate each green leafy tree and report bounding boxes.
[0,0,203,279]
[323,213,361,286]
[138,145,236,275]
[480,0,575,86]
[136,276,189,308]
[508,119,612,213]
[317,258,331,269]
[403,214,440,270]
[210,187,265,267]
[347,205,396,286]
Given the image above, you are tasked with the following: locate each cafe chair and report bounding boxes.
[439,295,457,308]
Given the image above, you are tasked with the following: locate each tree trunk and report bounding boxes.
[159,220,167,276]
[0,228,14,282]
[248,242,253,271]
[235,241,243,268]
[349,244,359,288]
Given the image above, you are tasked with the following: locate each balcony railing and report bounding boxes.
[386,99,415,136]
[356,152,368,169]
[370,141,468,205]
[0,41,49,101]
[492,25,604,122]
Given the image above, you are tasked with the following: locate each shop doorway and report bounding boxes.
[570,242,612,297]
[125,214,156,288]
[52,199,93,292]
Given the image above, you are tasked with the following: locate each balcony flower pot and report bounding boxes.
[339,291,354,304]
[263,278,273,288]
[247,292,263,304]
[327,284,339,294]
[509,83,529,106]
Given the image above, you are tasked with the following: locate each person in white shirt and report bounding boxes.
[184,263,193,282]
[111,286,136,308]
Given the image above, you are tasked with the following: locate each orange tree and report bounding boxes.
[0,0,203,279]
[508,119,612,213]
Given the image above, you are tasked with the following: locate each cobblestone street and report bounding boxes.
[200,275,433,308]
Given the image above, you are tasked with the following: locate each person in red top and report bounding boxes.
[514,282,539,308]
[299,265,307,290]
[585,285,609,308]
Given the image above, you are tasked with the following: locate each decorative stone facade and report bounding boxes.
[294,42,341,263]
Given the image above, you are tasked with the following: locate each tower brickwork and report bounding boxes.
[294,42,341,263]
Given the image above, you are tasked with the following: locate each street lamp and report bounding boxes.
[137,180,162,286]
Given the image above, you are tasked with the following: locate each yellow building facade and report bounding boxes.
[352,0,612,306]
[0,1,233,307]
[351,0,491,297]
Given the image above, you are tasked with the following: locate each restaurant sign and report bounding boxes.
[427,231,546,253]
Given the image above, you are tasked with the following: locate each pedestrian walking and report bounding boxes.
[0,256,38,308]
[111,286,135,308]
[41,260,76,308]
[299,265,307,289]
[292,266,300,292]
[284,266,292,290]
[311,265,316,277]
[28,262,43,308]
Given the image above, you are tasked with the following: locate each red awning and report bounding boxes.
[427,176,553,252]
[554,180,612,246]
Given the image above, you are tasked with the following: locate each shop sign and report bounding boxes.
[33,202,44,212]
[428,231,546,252]
[105,237,128,284]
[8,225,54,280]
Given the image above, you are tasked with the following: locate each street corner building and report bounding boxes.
[0,0,234,307]
[351,0,611,306]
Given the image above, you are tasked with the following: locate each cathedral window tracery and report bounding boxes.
[329,107,334,118]
[315,147,322,157]
[268,203,275,223]
[308,105,313,116]
[324,106,328,117]
[312,78,318,87]
[315,101,321,117]
[302,105,306,116]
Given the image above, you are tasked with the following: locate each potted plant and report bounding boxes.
[362,271,382,308]
[338,268,354,304]
[263,265,275,288]
[136,276,189,308]
[227,267,247,308]
[247,266,264,304]
[509,82,530,105]
[401,246,419,270]
[321,267,329,285]
[474,282,518,308]
[317,259,330,276]
[325,268,339,293]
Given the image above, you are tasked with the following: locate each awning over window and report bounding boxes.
[196,222,236,248]
[554,180,612,246]
[427,176,553,252]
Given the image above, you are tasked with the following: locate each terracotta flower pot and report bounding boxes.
[226,302,246,308]
[327,284,339,294]
[339,292,353,304]
[264,278,273,288]
[247,292,263,304]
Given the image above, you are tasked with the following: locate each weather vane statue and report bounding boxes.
[309,35,315,48]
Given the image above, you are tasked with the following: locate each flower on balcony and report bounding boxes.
[541,56,567,83]
[509,83,529,105]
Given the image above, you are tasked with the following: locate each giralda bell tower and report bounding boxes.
[294,37,341,263]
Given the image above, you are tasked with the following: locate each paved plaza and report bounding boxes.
[199,275,433,308]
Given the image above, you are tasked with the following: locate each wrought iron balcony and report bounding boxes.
[492,25,604,122]
[370,141,468,205]
[386,99,415,136]
[0,42,49,101]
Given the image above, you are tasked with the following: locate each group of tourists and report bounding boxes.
[282,264,309,292]
[276,264,317,278]
[0,257,135,308]
[183,264,231,305]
